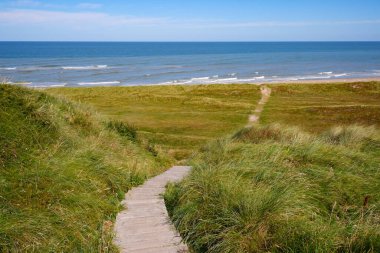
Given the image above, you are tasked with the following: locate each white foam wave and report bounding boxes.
[0,67,16,70]
[151,71,370,86]
[50,84,66,87]
[19,67,55,71]
[9,82,32,85]
[212,77,238,82]
[28,82,67,88]
[297,75,331,80]
[157,76,270,85]
[318,72,349,78]
[77,81,120,86]
[32,85,66,88]
[333,73,348,77]
[189,77,210,81]
[62,65,108,70]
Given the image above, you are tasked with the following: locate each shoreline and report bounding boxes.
[261,77,380,85]
[7,77,380,89]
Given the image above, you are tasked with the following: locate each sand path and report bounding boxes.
[248,85,272,125]
[114,166,191,253]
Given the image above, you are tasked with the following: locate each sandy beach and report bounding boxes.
[262,77,380,85]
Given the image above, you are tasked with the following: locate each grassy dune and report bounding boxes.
[165,125,380,252]
[0,85,169,252]
[163,82,380,252]
[47,84,261,160]
[3,81,380,252]
[261,82,380,132]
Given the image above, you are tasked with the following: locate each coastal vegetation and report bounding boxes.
[162,81,380,252]
[261,82,380,131]
[2,81,380,252]
[165,124,380,252]
[47,84,261,161]
[0,84,169,252]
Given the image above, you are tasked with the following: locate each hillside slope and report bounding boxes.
[165,124,380,252]
[0,84,169,252]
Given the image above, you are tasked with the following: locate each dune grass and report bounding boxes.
[261,82,380,132]
[0,84,169,252]
[37,81,380,252]
[47,84,261,160]
[165,124,380,253]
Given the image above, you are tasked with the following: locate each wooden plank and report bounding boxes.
[114,166,191,253]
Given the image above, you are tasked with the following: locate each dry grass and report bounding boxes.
[47,84,261,160]
[261,82,380,132]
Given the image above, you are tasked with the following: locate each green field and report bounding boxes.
[47,84,261,160]
[262,82,380,132]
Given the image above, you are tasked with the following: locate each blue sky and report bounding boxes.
[0,0,379,41]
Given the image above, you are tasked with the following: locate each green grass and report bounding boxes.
[261,82,380,132]
[0,84,169,252]
[161,82,380,252]
[7,81,379,252]
[47,84,261,160]
[165,124,380,253]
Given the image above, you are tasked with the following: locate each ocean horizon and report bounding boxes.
[1,41,380,88]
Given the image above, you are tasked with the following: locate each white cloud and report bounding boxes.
[210,20,380,28]
[0,8,379,41]
[1,8,379,30]
[77,3,103,9]
[0,9,168,27]
[181,20,380,29]
[10,0,42,7]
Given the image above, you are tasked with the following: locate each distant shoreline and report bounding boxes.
[18,77,378,88]
[2,42,380,88]
[260,77,380,85]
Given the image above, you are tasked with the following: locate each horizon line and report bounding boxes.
[1,40,380,43]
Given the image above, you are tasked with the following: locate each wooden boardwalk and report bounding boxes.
[114,166,191,253]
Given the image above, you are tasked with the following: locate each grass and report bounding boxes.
[162,82,380,252]
[47,84,261,160]
[0,84,169,252]
[165,124,380,253]
[261,82,380,132]
[4,81,380,252]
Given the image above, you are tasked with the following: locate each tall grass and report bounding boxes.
[0,84,169,252]
[165,124,380,253]
[106,120,138,142]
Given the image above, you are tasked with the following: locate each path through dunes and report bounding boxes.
[248,85,272,125]
[114,166,191,253]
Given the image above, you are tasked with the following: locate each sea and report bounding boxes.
[1,42,380,88]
